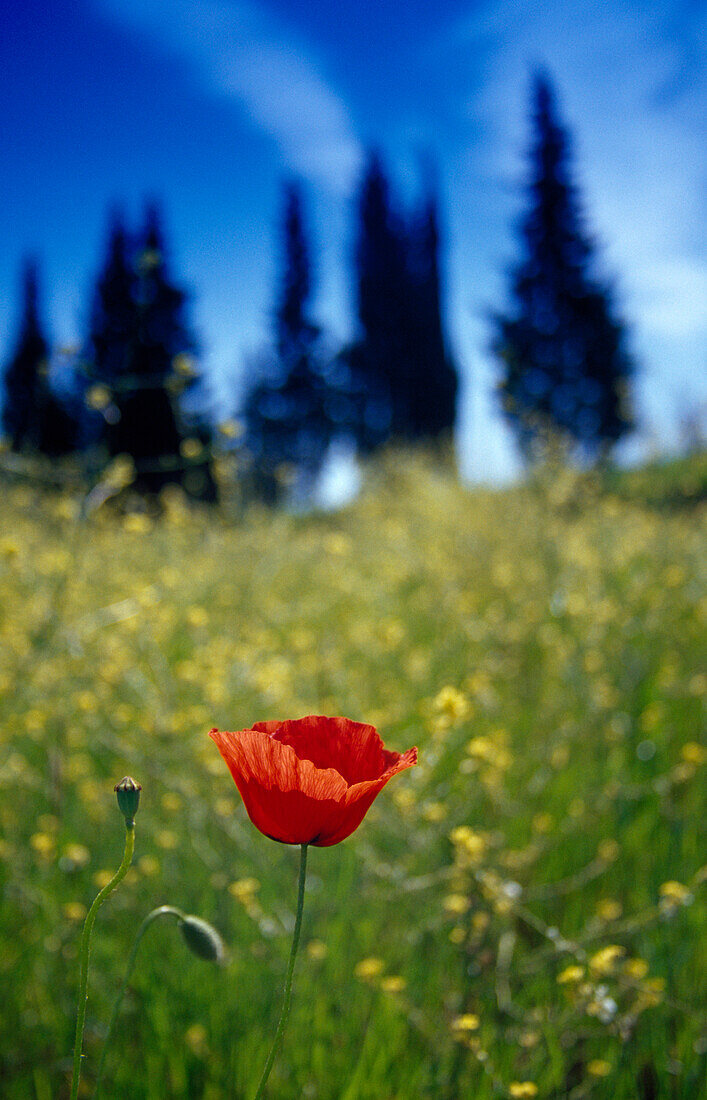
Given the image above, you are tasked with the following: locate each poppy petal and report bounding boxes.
[269,716,390,784]
[209,719,417,846]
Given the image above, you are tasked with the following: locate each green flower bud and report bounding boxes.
[114,777,142,824]
[179,915,225,963]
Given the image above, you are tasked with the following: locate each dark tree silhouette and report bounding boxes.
[406,191,458,441]
[275,182,317,359]
[2,258,76,456]
[87,203,216,500]
[348,154,406,448]
[88,209,135,387]
[347,153,458,451]
[243,182,332,504]
[492,72,634,460]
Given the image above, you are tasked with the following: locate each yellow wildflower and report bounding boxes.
[184,1023,208,1056]
[596,898,622,922]
[451,1013,480,1032]
[62,843,90,868]
[123,513,151,534]
[381,975,406,994]
[217,418,243,439]
[354,957,385,981]
[589,945,625,975]
[509,1083,538,1098]
[155,829,178,850]
[228,878,260,900]
[434,685,470,722]
[624,958,649,981]
[597,838,620,862]
[85,384,112,410]
[30,833,55,857]
[659,880,693,912]
[443,894,470,915]
[63,902,87,922]
[557,965,585,984]
[681,742,705,766]
[587,1059,612,1077]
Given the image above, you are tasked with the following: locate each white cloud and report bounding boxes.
[93,0,363,194]
[453,0,706,354]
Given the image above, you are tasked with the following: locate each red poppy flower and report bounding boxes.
[209,716,417,846]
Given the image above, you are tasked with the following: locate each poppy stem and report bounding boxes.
[253,843,308,1099]
[69,821,135,1100]
[94,906,185,1099]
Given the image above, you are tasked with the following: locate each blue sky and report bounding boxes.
[1,0,705,481]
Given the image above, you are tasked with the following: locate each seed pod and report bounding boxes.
[114,777,142,825]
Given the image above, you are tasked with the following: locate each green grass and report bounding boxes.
[0,450,705,1099]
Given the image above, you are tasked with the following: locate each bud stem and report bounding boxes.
[94,906,185,1098]
[253,843,308,1099]
[69,821,135,1100]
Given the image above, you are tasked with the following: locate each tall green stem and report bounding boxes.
[94,906,184,1098]
[253,843,308,1100]
[70,822,135,1100]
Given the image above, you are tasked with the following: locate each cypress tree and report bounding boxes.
[87,203,216,500]
[348,153,406,448]
[88,209,135,387]
[406,192,458,441]
[276,182,317,359]
[2,258,75,456]
[108,203,186,490]
[348,153,458,451]
[243,182,331,503]
[493,72,634,460]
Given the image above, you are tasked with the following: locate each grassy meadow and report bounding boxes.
[0,451,705,1099]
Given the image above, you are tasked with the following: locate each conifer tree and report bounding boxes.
[108,203,186,488]
[348,154,458,450]
[493,72,634,459]
[243,182,331,503]
[87,204,216,499]
[348,153,407,448]
[406,192,458,441]
[88,209,135,387]
[276,182,317,360]
[2,258,76,456]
